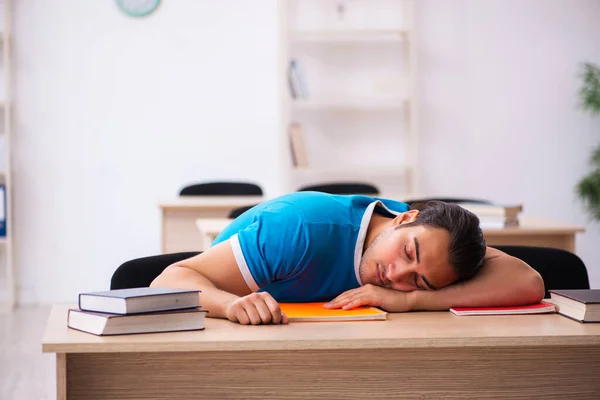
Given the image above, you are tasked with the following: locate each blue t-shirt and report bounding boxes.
[212,191,410,302]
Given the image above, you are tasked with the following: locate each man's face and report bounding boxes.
[359,224,458,292]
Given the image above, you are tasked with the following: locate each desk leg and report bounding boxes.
[161,209,167,253]
[200,232,214,250]
[565,234,576,253]
[56,353,66,400]
[163,210,223,253]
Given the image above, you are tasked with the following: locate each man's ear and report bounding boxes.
[391,209,419,226]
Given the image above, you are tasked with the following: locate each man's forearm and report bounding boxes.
[150,265,239,319]
[409,254,545,311]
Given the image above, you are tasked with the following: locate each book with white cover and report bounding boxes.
[78,287,200,315]
[68,307,207,336]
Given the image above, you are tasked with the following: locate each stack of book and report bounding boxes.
[550,289,600,323]
[67,287,206,336]
[458,203,523,229]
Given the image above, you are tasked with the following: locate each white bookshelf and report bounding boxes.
[289,29,407,43]
[293,164,409,176]
[0,0,13,312]
[291,98,407,111]
[280,0,419,195]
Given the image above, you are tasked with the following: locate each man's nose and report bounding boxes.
[386,261,413,283]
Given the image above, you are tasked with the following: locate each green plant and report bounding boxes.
[576,62,600,221]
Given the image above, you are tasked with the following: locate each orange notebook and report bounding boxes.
[279,302,388,322]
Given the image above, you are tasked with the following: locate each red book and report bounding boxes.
[450,301,556,316]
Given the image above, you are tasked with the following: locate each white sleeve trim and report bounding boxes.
[230,233,260,292]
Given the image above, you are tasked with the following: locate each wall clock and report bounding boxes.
[116,0,161,18]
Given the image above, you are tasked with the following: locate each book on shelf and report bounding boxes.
[288,121,309,167]
[288,58,308,99]
[549,289,600,323]
[0,183,5,237]
[449,302,556,316]
[279,302,387,322]
[78,287,201,315]
[67,307,207,336]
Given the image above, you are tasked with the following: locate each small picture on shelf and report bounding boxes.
[288,59,308,99]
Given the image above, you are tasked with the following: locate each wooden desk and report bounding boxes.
[482,217,585,252]
[196,217,585,252]
[43,304,600,399]
[161,195,407,253]
[160,196,264,253]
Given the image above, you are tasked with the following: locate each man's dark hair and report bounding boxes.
[399,200,487,281]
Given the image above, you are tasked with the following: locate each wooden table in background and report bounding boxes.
[160,196,264,253]
[482,217,585,252]
[43,304,600,400]
[162,196,585,254]
[196,217,585,252]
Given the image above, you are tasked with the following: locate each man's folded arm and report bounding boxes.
[409,247,545,311]
[150,240,252,319]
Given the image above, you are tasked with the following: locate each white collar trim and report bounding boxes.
[354,200,404,286]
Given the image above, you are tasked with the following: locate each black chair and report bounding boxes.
[111,246,590,299]
[492,245,590,298]
[228,182,380,219]
[111,252,200,290]
[298,182,379,196]
[179,182,263,196]
[228,205,257,219]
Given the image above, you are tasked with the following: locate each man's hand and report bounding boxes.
[323,284,416,312]
[225,292,289,325]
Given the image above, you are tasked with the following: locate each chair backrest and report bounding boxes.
[111,246,590,297]
[492,245,590,298]
[406,197,493,206]
[228,204,257,219]
[179,182,263,196]
[110,252,200,290]
[298,182,379,196]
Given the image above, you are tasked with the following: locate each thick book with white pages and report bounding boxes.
[550,289,600,322]
[67,307,207,336]
[78,287,200,315]
[449,302,556,316]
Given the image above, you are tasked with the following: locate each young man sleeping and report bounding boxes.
[151,191,545,324]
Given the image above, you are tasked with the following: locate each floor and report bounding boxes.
[0,306,55,400]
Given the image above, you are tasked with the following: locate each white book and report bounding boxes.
[68,307,207,336]
[78,287,200,315]
[289,59,308,99]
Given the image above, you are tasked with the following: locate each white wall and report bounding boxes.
[13,0,282,303]
[416,0,600,287]
[12,0,600,304]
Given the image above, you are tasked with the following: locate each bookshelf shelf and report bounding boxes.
[293,164,409,177]
[289,29,407,43]
[291,98,407,111]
